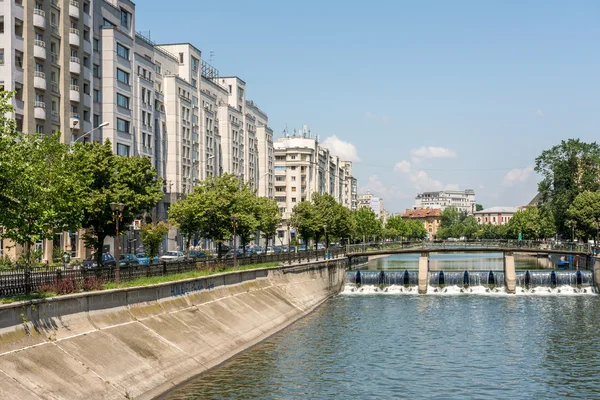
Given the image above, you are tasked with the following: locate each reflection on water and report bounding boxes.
[367,252,574,271]
[159,295,600,400]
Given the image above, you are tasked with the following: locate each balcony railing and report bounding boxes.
[34,101,46,109]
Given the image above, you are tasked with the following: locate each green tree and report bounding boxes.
[353,208,381,242]
[312,193,352,247]
[535,139,600,235]
[256,197,280,248]
[567,191,600,244]
[0,131,86,265]
[386,215,408,239]
[231,182,260,253]
[476,204,484,212]
[441,206,466,228]
[291,201,319,248]
[405,219,427,240]
[140,221,170,259]
[72,141,163,266]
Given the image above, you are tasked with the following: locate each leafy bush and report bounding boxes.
[40,279,79,295]
[0,255,15,271]
[82,277,104,292]
[52,247,63,263]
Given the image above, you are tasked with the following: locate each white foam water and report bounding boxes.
[340,284,597,296]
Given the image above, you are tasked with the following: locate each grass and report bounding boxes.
[104,261,279,289]
[0,292,57,305]
[0,262,282,302]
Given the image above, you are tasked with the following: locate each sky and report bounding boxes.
[137,0,600,214]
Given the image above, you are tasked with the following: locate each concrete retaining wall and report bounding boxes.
[0,260,347,400]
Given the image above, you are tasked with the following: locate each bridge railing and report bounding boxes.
[345,240,592,255]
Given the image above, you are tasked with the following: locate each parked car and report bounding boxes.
[188,250,210,261]
[280,245,289,253]
[82,253,116,269]
[119,254,139,268]
[298,245,308,252]
[159,251,185,262]
[224,249,244,259]
[252,246,265,255]
[136,252,159,266]
[273,246,282,254]
[289,245,297,253]
[266,246,274,255]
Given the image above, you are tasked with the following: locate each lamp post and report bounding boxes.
[110,202,125,282]
[287,221,292,265]
[231,215,239,268]
[73,121,109,144]
[324,224,328,259]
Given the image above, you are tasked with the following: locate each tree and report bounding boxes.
[405,219,427,240]
[441,206,466,228]
[0,131,86,265]
[386,215,408,239]
[535,139,600,235]
[312,193,352,247]
[476,204,484,212]
[231,182,260,253]
[506,206,554,240]
[353,208,381,242]
[256,197,280,248]
[140,221,170,259]
[291,201,319,249]
[72,141,163,267]
[567,191,600,244]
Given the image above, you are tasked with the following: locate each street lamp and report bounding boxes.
[110,202,125,282]
[324,224,328,259]
[73,121,109,144]
[231,215,239,268]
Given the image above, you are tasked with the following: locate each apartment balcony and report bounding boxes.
[51,81,60,94]
[50,23,60,38]
[34,102,46,120]
[69,28,80,47]
[33,9,46,29]
[34,40,47,60]
[69,0,80,18]
[33,72,46,90]
[69,57,80,74]
[70,85,80,102]
[83,12,90,27]
[70,114,80,130]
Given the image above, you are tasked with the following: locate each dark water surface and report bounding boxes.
[160,256,599,400]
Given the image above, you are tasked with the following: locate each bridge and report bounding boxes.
[343,240,596,294]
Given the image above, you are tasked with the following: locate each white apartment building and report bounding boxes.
[1,0,275,258]
[357,191,386,222]
[273,126,357,245]
[413,189,476,214]
[340,161,357,211]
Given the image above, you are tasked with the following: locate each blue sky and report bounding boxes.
[137,0,600,213]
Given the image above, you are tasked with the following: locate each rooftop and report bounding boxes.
[402,208,443,218]
[474,206,520,214]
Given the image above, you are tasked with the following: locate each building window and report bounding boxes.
[93,114,100,127]
[120,9,129,27]
[116,118,130,133]
[117,143,130,157]
[116,43,129,59]
[116,93,129,109]
[116,68,129,84]
[93,38,99,51]
[93,89,100,102]
[93,64,100,77]
[179,52,184,64]
[103,19,115,27]
[35,125,44,134]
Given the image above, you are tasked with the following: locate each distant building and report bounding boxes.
[402,208,443,239]
[473,206,519,225]
[413,189,476,214]
[357,191,387,222]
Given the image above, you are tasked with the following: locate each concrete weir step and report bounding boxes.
[0,259,348,400]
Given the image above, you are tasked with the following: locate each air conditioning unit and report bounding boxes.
[70,115,80,130]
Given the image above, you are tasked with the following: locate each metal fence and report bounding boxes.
[0,248,345,297]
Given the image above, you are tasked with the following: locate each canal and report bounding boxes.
[159,254,599,399]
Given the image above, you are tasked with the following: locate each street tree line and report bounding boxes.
[168,174,280,256]
[0,92,163,267]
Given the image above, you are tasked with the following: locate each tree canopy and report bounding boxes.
[566,191,600,244]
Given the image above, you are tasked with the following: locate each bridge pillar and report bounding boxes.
[418,252,429,294]
[504,251,516,294]
[593,257,600,293]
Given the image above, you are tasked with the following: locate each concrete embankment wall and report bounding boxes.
[0,260,347,400]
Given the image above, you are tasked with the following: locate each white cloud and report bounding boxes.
[364,112,391,124]
[321,136,360,162]
[394,160,411,172]
[535,109,544,117]
[409,170,444,192]
[503,166,534,186]
[444,183,460,191]
[359,175,409,201]
[410,146,457,159]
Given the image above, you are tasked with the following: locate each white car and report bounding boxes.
[159,251,185,262]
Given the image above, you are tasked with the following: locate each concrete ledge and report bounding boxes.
[0,259,348,400]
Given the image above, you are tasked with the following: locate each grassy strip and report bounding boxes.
[0,262,281,303]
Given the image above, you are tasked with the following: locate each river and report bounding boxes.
[159,254,599,399]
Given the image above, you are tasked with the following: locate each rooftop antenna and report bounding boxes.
[282,124,288,137]
[209,51,215,63]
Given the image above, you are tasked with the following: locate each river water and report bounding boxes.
[160,254,600,400]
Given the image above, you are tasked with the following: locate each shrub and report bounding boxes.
[40,279,79,295]
[0,255,15,271]
[82,277,104,292]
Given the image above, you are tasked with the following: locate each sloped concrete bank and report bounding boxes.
[0,259,347,400]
